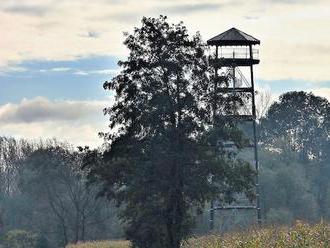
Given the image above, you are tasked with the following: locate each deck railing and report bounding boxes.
[218,48,259,59]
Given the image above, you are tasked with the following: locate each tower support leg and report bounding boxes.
[253,120,261,226]
[210,201,214,230]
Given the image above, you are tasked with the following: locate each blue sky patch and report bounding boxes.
[0,56,119,104]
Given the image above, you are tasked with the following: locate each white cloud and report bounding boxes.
[50,67,72,72]
[0,66,27,74]
[73,70,89,76]
[73,68,120,76]
[0,0,330,81]
[0,121,106,148]
[0,97,114,147]
[91,69,120,75]
[37,67,119,75]
[158,3,223,14]
[311,88,330,102]
[0,97,109,123]
[1,1,52,16]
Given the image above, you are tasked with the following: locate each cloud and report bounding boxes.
[0,97,108,123]
[311,88,330,102]
[81,31,102,39]
[159,3,222,14]
[37,67,119,75]
[73,68,120,76]
[264,0,321,4]
[38,67,74,73]
[0,121,106,148]
[89,69,120,75]
[0,66,27,74]
[73,70,89,76]
[0,97,114,147]
[0,0,330,82]
[106,12,140,24]
[2,4,50,16]
[244,16,259,20]
[49,67,72,72]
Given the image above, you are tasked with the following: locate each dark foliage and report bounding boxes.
[83,16,255,248]
[259,91,330,223]
[260,91,330,161]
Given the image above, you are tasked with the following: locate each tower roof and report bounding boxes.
[207,28,260,46]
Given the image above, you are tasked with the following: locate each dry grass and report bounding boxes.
[67,221,330,248]
[185,221,330,248]
[66,240,130,248]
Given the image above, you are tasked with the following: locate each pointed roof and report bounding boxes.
[207,28,260,46]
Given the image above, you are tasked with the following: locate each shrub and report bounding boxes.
[1,229,48,248]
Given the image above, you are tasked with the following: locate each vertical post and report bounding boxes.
[249,45,261,226]
[210,201,214,230]
[232,65,237,115]
[253,120,261,225]
[233,66,236,88]
[210,45,219,231]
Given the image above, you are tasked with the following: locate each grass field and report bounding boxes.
[67,221,330,248]
[66,240,129,248]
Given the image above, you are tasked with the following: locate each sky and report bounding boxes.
[0,0,330,147]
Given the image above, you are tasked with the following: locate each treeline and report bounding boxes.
[194,91,330,232]
[259,91,330,223]
[0,138,123,248]
[0,91,330,246]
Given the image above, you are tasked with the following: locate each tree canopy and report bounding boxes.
[260,91,330,161]
[84,16,255,248]
[259,91,330,223]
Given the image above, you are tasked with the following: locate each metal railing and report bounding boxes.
[218,48,259,59]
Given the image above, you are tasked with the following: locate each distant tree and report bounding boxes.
[84,16,255,248]
[0,137,35,197]
[0,137,38,235]
[259,91,330,222]
[0,138,122,247]
[260,91,330,161]
[20,146,109,246]
[259,149,319,223]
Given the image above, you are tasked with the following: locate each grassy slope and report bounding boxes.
[67,221,330,248]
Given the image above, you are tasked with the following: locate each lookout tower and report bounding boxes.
[207,28,261,229]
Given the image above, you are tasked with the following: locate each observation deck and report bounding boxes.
[207,28,260,66]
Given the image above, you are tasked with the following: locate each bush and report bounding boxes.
[266,208,294,224]
[1,229,48,248]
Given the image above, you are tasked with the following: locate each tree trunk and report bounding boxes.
[74,211,80,243]
[81,212,86,241]
[62,222,68,247]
